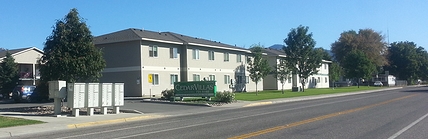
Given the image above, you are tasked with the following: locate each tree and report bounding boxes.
[331,29,388,70]
[273,59,291,94]
[247,44,271,95]
[39,8,106,84]
[315,48,332,61]
[0,51,19,95]
[384,41,421,83]
[342,50,376,87]
[329,62,342,86]
[416,47,428,81]
[283,25,322,92]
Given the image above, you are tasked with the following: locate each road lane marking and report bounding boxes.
[388,112,428,139]
[229,94,418,139]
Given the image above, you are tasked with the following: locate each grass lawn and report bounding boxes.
[235,86,388,101]
[0,116,44,128]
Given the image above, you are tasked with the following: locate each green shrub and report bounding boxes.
[215,91,235,103]
[161,89,174,100]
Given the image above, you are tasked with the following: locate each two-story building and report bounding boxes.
[94,28,262,97]
[262,48,331,90]
[0,47,43,86]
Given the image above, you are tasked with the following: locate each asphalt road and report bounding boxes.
[8,87,428,139]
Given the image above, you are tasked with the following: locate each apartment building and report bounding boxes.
[94,28,262,97]
[262,48,331,90]
[0,47,43,85]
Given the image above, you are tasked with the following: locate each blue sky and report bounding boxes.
[1,0,427,51]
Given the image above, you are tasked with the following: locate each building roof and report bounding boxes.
[94,28,250,53]
[263,48,287,57]
[0,47,43,59]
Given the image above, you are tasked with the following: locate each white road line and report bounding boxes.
[388,112,428,139]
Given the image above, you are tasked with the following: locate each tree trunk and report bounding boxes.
[301,82,305,92]
[255,81,258,96]
[281,83,284,94]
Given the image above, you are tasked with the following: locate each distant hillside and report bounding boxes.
[268,44,334,59]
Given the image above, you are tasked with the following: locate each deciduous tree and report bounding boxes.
[273,59,291,94]
[247,44,271,95]
[331,29,388,71]
[283,25,322,92]
[342,50,376,85]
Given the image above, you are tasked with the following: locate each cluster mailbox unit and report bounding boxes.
[48,80,124,117]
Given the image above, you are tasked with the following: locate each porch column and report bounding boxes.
[32,64,36,85]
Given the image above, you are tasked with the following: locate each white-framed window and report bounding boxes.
[318,77,321,83]
[325,77,328,83]
[149,45,158,57]
[208,51,215,60]
[288,77,292,83]
[193,74,200,81]
[209,75,216,81]
[236,54,241,62]
[192,49,199,60]
[170,74,178,85]
[152,74,159,85]
[224,52,229,62]
[224,75,230,84]
[170,47,178,58]
[324,64,327,69]
[246,76,250,84]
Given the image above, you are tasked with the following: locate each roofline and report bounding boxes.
[141,38,183,45]
[188,42,251,53]
[11,47,44,57]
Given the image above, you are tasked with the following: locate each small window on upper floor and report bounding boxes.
[209,51,215,60]
[193,49,199,60]
[224,52,229,62]
[237,54,241,62]
[149,45,158,57]
[170,48,178,58]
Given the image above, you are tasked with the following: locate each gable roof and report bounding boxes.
[263,48,287,57]
[0,47,43,59]
[94,28,250,53]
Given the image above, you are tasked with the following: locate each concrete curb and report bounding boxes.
[66,114,168,129]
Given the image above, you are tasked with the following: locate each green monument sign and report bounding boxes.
[174,81,217,97]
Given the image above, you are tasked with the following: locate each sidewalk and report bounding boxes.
[0,86,407,138]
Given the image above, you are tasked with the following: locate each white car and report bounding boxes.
[374,81,383,86]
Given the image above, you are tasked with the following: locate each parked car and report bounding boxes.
[11,85,36,102]
[374,81,383,86]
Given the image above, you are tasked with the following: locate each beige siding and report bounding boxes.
[140,41,181,68]
[13,49,43,64]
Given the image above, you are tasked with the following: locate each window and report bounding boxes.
[237,54,241,62]
[246,76,250,83]
[170,48,178,58]
[193,74,200,81]
[209,75,216,81]
[325,77,327,83]
[152,74,159,85]
[192,49,199,59]
[208,51,215,60]
[288,77,292,83]
[224,52,229,62]
[318,77,321,83]
[170,74,178,85]
[149,45,158,57]
[224,75,230,84]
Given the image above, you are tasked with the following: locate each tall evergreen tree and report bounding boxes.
[283,25,322,92]
[39,8,106,83]
[0,51,19,95]
[247,44,271,95]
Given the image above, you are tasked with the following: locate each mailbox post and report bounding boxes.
[48,80,67,115]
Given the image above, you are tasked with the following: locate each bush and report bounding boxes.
[161,89,174,100]
[215,91,235,103]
